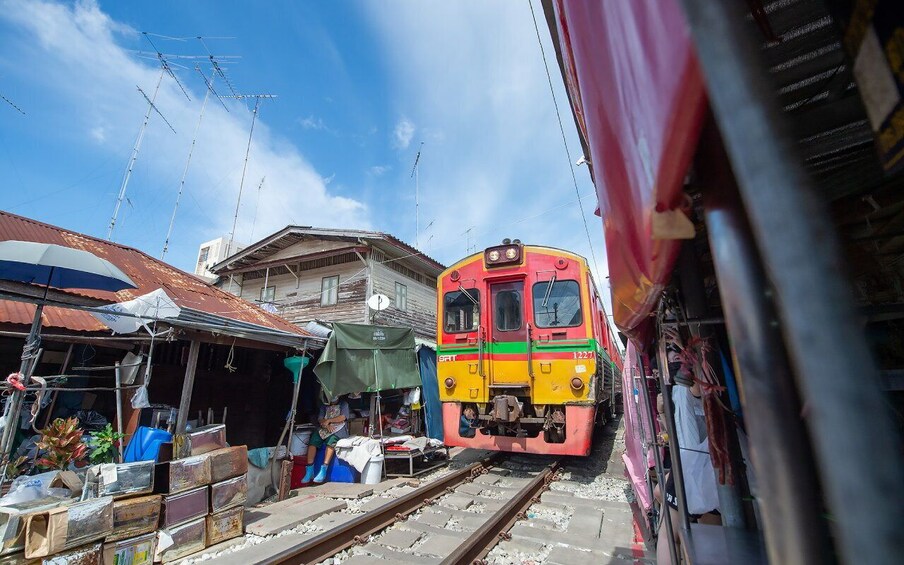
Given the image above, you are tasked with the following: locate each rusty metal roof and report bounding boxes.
[0,210,312,340]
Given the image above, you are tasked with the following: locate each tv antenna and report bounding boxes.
[107,32,191,241]
[0,91,24,115]
[199,37,240,99]
[226,94,277,251]
[410,141,424,249]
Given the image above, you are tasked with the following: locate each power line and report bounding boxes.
[527,0,602,279]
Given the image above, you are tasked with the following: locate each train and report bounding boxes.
[436,240,623,456]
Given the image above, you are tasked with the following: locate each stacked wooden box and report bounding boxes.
[154,425,247,562]
[0,423,249,564]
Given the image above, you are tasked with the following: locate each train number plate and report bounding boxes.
[573,351,594,360]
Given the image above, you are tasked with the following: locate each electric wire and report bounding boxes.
[527,0,602,279]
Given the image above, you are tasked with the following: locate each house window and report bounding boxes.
[260,286,275,303]
[321,275,339,306]
[395,282,408,311]
[197,246,210,270]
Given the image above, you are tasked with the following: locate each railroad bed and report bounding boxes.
[181,421,650,565]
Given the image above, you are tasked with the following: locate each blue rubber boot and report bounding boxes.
[313,464,328,483]
[302,464,316,483]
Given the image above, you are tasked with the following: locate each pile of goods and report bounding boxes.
[0,423,248,564]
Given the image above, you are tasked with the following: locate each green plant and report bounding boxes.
[87,424,125,464]
[36,417,87,470]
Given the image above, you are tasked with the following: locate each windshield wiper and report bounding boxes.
[541,274,557,308]
[458,284,478,306]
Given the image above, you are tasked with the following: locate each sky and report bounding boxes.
[0,0,610,302]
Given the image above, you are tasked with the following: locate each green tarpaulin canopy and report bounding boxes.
[314,322,421,398]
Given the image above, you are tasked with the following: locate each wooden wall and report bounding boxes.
[370,261,437,339]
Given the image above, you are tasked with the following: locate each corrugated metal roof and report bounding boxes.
[0,211,312,340]
[211,226,446,276]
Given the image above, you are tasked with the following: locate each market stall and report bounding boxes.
[307,322,447,479]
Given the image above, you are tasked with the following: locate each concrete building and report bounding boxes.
[195,236,245,280]
[210,227,445,339]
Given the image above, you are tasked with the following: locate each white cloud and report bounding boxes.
[0,0,369,268]
[89,125,106,143]
[393,118,415,149]
[364,1,609,307]
[368,165,390,177]
[300,114,327,131]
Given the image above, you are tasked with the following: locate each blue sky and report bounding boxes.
[0,0,608,294]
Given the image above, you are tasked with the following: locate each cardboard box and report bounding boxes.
[107,495,162,543]
[210,475,247,512]
[154,455,210,494]
[24,497,113,558]
[103,532,155,565]
[205,506,243,546]
[348,417,367,437]
[85,461,154,499]
[155,518,205,563]
[0,497,70,556]
[206,446,248,483]
[159,487,208,528]
[173,425,226,459]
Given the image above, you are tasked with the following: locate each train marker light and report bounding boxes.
[484,243,522,267]
[444,377,455,389]
[571,377,584,391]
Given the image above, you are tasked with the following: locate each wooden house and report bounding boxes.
[210,227,445,339]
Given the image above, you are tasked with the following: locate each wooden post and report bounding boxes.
[175,339,201,435]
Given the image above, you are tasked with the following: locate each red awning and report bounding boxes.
[550,0,706,342]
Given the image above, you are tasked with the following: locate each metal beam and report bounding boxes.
[679,0,904,562]
[699,118,831,563]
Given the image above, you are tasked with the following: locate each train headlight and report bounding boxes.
[484,243,522,267]
[444,377,456,389]
[570,377,584,391]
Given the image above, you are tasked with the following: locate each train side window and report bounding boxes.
[444,289,480,333]
[533,280,582,328]
[494,289,523,331]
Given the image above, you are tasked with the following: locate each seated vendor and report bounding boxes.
[459,405,479,438]
[303,395,351,483]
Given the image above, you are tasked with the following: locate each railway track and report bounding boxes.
[250,455,560,565]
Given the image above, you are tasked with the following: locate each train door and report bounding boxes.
[488,280,530,386]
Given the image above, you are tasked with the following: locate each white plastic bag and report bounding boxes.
[672,386,720,514]
[131,385,150,409]
[0,471,60,506]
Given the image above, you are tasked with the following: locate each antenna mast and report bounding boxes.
[162,63,228,259]
[226,94,277,251]
[410,141,424,249]
[249,176,265,242]
[107,32,190,241]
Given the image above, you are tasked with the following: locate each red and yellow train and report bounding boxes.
[437,240,623,456]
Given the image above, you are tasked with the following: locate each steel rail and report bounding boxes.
[440,459,561,565]
[264,456,499,565]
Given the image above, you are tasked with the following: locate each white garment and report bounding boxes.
[672,386,720,514]
[335,437,383,473]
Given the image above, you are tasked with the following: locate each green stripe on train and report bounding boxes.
[438,339,605,356]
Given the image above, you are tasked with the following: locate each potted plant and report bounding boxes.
[86,424,125,464]
[35,417,87,470]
